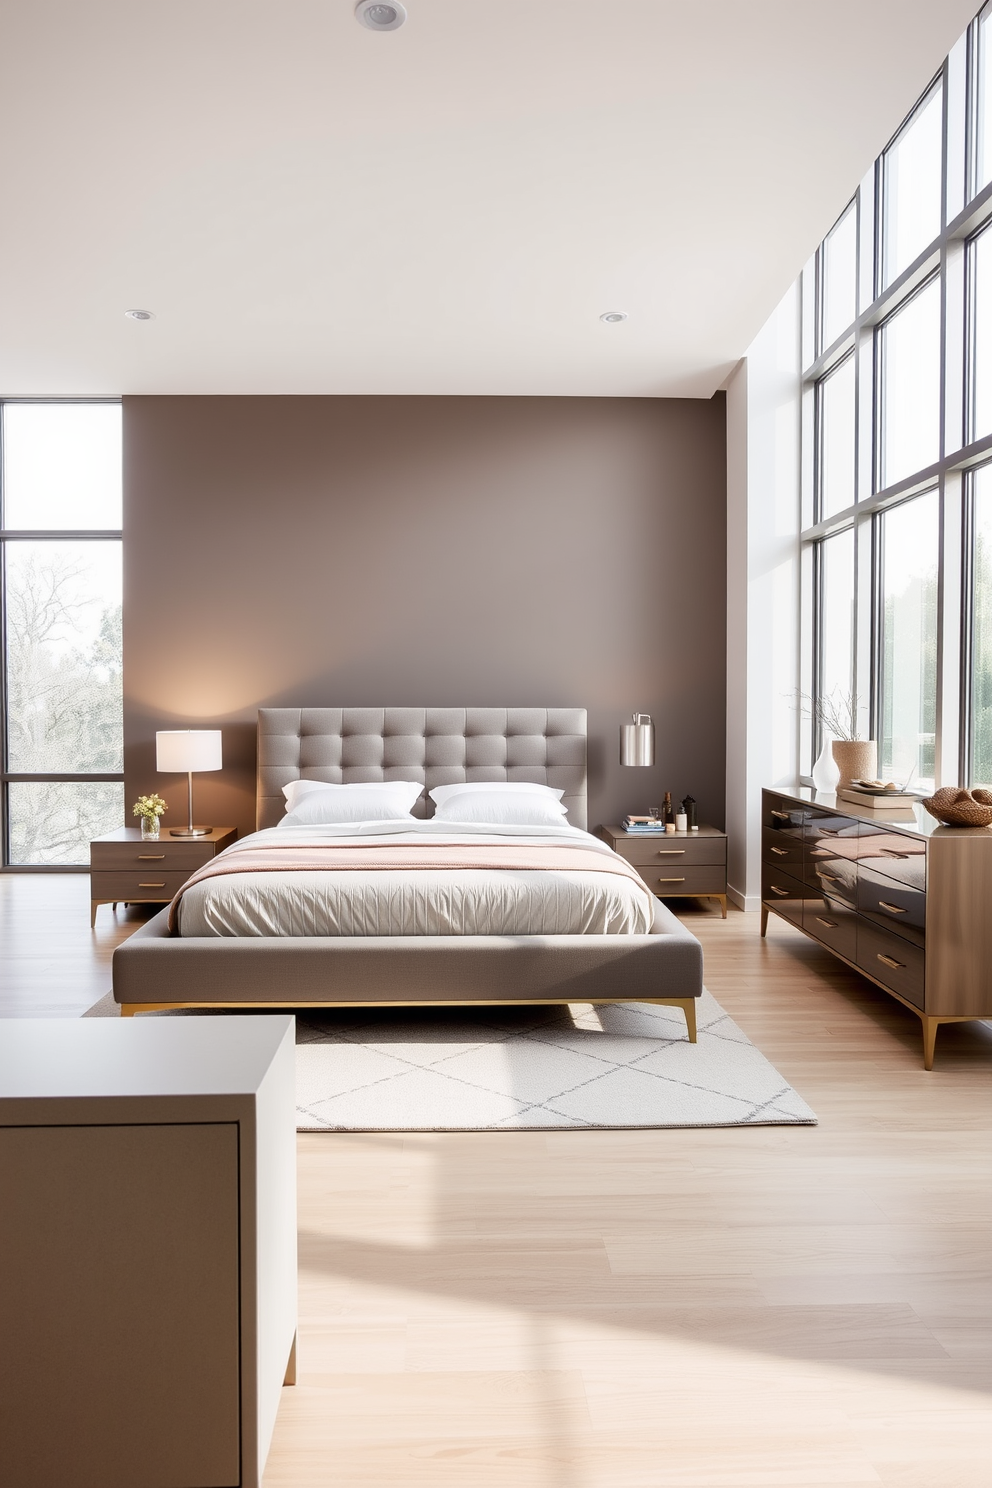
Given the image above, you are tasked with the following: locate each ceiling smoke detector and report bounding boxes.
[124,308,154,321]
[600,311,628,324]
[355,1,407,30]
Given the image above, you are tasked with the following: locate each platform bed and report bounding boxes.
[112,708,703,1039]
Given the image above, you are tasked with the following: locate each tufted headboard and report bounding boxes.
[256,707,587,832]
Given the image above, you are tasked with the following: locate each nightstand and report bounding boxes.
[90,826,237,927]
[600,823,728,917]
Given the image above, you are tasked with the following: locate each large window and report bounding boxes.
[970,223,992,440]
[878,494,939,789]
[882,81,943,287]
[1,402,124,866]
[817,354,856,519]
[817,528,856,711]
[803,5,992,792]
[879,277,941,487]
[972,465,992,785]
[820,201,857,351]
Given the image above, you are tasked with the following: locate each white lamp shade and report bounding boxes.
[156,730,223,773]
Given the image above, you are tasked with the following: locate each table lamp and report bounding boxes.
[155,730,223,837]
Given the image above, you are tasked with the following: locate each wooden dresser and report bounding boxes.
[90,827,236,926]
[600,824,727,917]
[761,786,992,1068]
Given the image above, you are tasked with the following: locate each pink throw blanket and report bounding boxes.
[168,841,651,931]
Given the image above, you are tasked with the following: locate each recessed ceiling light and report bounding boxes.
[355,1,407,30]
[124,308,154,321]
[600,311,628,324]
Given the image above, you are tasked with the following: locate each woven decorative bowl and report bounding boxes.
[922,786,992,827]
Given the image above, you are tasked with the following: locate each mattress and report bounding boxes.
[175,821,655,938]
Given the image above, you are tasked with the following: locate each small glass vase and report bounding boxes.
[140,815,160,841]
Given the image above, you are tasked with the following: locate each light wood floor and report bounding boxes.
[2,875,990,1486]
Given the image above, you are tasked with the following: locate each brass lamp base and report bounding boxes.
[170,827,213,837]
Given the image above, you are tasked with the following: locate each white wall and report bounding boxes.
[725,283,803,910]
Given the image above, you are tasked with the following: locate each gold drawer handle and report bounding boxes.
[880,849,909,859]
[656,849,686,856]
[815,916,838,928]
[658,876,686,883]
[877,952,905,971]
[770,846,788,856]
[770,810,790,820]
[138,882,167,888]
[820,872,840,881]
[138,854,166,860]
[878,900,906,914]
[770,885,790,896]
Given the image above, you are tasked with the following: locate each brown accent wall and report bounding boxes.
[123,396,726,839]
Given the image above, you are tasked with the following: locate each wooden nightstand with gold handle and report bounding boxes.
[90,826,236,926]
[599,824,728,917]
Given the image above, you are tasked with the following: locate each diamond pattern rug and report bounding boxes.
[84,989,816,1130]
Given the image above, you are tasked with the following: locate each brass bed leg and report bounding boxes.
[681,998,697,1043]
[119,1004,137,1018]
[284,1331,298,1386]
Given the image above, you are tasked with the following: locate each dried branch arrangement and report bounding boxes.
[793,689,864,742]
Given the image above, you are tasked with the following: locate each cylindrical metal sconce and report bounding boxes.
[620,713,655,766]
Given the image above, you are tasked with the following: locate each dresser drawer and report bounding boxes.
[762,865,811,927]
[90,841,217,872]
[857,864,926,949]
[763,797,805,836]
[856,921,925,1009]
[90,870,193,902]
[613,836,726,868]
[761,827,802,872]
[638,863,726,896]
[803,894,858,962]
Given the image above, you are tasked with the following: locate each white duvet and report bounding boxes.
[176,818,655,937]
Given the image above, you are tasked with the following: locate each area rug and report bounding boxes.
[82,990,816,1131]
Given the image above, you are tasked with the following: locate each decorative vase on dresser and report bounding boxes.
[761,786,992,1068]
[831,739,877,789]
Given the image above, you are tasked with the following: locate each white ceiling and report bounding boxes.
[0,1,979,398]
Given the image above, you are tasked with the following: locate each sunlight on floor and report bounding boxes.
[568,1004,605,1032]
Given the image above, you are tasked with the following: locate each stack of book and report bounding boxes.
[622,814,666,833]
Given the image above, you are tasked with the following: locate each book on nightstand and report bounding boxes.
[622,816,666,833]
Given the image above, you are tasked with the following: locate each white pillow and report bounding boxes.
[432,789,569,827]
[280,779,423,826]
[429,781,565,808]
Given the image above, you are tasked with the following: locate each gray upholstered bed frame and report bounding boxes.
[113,708,703,1035]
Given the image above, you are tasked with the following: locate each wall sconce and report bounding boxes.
[156,730,223,837]
[620,713,655,766]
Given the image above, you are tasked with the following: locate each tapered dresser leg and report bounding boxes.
[284,1331,297,1385]
[922,1016,939,1071]
[90,901,98,928]
[760,904,769,937]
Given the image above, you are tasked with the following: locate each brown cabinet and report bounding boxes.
[761,788,992,1067]
[600,825,727,917]
[90,827,236,927]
